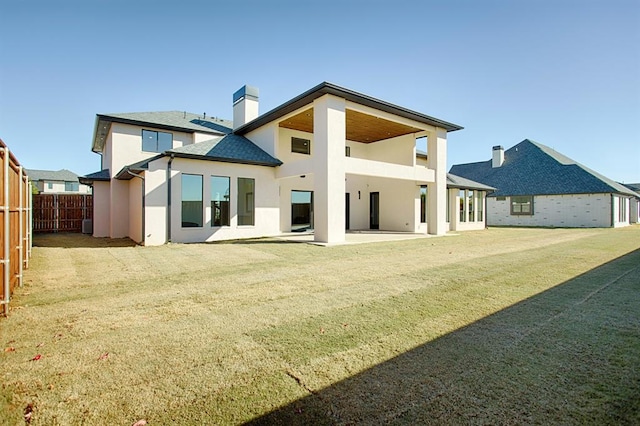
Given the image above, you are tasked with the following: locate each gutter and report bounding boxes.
[126,170,146,245]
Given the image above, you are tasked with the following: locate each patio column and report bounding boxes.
[427,128,447,235]
[313,94,346,244]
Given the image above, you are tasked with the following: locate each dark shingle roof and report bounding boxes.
[79,169,110,184]
[450,139,637,197]
[235,82,463,135]
[621,183,640,195]
[27,169,79,182]
[166,134,282,167]
[99,111,233,134]
[93,111,233,152]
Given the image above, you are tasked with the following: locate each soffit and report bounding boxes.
[278,108,422,143]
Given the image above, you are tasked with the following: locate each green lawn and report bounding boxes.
[1,227,639,425]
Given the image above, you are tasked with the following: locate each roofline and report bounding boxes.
[488,190,638,198]
[169,152,282,167]
[234,82,464,135]
[92,114,229,153]
[79,176,109,184]
[96,114,228,136]
[447,183,496,192]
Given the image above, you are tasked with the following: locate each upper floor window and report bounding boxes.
[292,137,310,155]
[345,146,351,157]
[142,129,173,153]
[47,182,53,189]
[511,195,533,215]
[65,182,79,192]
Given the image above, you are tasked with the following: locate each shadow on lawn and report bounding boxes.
[247,249,640,425]
[33,233,137,248]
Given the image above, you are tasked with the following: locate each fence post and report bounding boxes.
[2,147,10,316]
[18,166,23,288]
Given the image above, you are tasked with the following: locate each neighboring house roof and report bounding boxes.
[92,111,233,153]
[449,139,638,197]
[27,169,80,182]
[621,183,640,199]
[447,173,496,191]
[234,81,464,135]
[79,169,110,184]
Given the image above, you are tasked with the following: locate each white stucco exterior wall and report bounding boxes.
[92,181,111,238]
[144,158,170,246]
[487,193,621,227]
[313,95,346,244]
[128,177,143,243]
[149,158,280,245]
[426,129,447,235]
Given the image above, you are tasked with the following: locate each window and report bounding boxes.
[65,182,79,192]
[142,129,173,153]
[181,174,203,227]
[237,178,255,226]
[292,137,310,155]
[511,195,533,215]
[420,186,427,223]
[477,191,484,222]
[468,190,474,222]
[47,182,53,190]
[459,190,466,222]
[211,176,230,226]
[345,146,351,157]
[618,197,627,222]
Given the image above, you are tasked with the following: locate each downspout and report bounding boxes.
[167,154,174,243]
[126,170,145,245]
[1,147,10,315]
[611,194,615,228]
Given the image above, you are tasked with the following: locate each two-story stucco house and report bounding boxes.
[82,82,490,246]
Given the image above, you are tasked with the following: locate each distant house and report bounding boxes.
[80,82,495,246]
[621,183,640,224]
[450,139,638,228]
[27,169,91,194]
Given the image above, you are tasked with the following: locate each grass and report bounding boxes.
[1,227,639,425]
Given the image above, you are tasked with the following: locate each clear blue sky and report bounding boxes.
[1,0,639,183]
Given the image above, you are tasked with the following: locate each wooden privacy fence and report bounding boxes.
[32,194,92,233]
[0,139,32,316]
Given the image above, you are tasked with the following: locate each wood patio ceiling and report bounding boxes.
[278,108,422,143]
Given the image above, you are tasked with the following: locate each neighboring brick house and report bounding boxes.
[450,139,639,228]
[621,183,640,224]
[27,169,91,194]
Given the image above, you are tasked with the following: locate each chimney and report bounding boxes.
[233,85,259,129]
[492,145,504,168]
